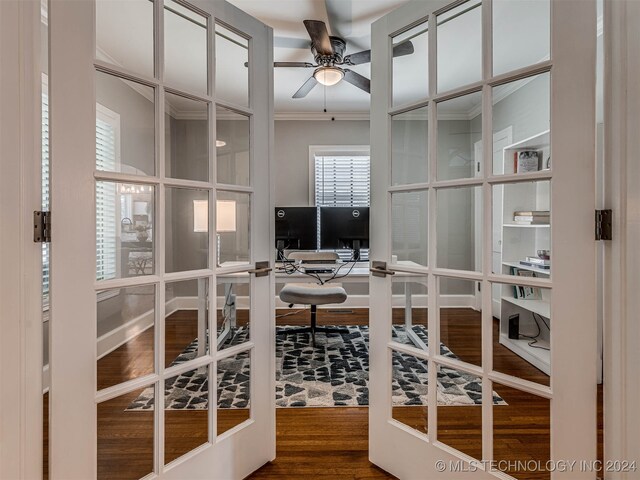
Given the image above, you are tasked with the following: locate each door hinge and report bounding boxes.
[595,209,612,241]
[33,211,51,243]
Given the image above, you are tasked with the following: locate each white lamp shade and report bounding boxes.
[314,66,344,86]
[193,200,208,233]
[216,200,237,232]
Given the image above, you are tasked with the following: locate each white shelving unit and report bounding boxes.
[493,130,552,375]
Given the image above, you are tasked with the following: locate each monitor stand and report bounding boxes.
[352,240,361,262]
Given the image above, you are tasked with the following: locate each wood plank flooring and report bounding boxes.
[43,307,603,480]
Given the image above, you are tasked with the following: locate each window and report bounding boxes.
[41,78,120,305]
[311,147,370,259]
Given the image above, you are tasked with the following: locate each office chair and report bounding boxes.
[278,251,348,346]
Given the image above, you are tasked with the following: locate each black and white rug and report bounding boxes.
[127,325,505,410]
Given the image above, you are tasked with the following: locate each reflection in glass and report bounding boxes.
[97,285,155,391]
[391,107,428,186]
[391,191,428,267]
[437,0,482,92]
[165,187,209,273]
[96,71,155,176]
[164,367,209,465]
[96,182,155,280]
[217,191,250,264]
[492,73,550,175]
[493,0,550,76]
[165,278,210,368]
[98,386,154,480]
[96,0,154,78]
[438,277,481,367]
[216,106,250,186]
[216,23,249,107]
[436,186,482,272]
[436,364,483,460]
[165,1,208,94]
[217,273,251,351]
[436,91,482,180]
[391,275,428,349]
[493,383,551,480]
[217,350,251,435]
[165,93,209,182]
[391,350,428,436]
[392,21,428,107]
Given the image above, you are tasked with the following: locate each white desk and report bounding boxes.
[211,261,428,350]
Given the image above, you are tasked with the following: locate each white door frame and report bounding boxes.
[369,0,597,478]
[0,1,43,478]
[603,0,640,475]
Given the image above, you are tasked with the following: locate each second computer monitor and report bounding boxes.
[320,207,369,260]
[275,207,318,253]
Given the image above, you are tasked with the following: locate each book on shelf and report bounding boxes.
[513,210,550,225]
[524,256,551,265]
[513,150,543,173]
[510,267,542,299]
[519,260,551,270]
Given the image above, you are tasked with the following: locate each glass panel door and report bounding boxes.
[369,0,597,478]
[48,1,274,478]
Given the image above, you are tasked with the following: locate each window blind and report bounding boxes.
[42,89,50,306]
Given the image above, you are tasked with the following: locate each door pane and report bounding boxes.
[97,285,155,390]
[391,190,428,267]
[165,278,210,368]
[438,277,481,367]
[391,106,428,186]
[164,1,208,95]
[98,386,154,480]
[96,182,155,280]
[436,186,482,272]
[493,383,551,480]
[492,282,551,387]
[436,91,482,180]
[215,23,249,107]
[164,366,210,464]
[217,350,251,435]
[492,72,550,175]
[165,187,209,273]
[391,349,428,436]
[391,274,428,349]
[392,21,429,107]
[96,0,154,78]
[216,106,250,186]
[436,364,484,460]
[217,273,251,351]
[437,0,482,92]
[96,71,155,176]
[492,180,550,277]
[165,93,209,182]
[493,0,550,76]
[217,191,250,264]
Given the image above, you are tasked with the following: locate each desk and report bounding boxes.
[212,261,427,351]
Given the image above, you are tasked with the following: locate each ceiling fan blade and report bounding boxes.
[343,69,370,94]
[292,76,319,99]
[393,40,415,58]
[303,20,334,56]
[274,62,315,68]
[344,49,371,65]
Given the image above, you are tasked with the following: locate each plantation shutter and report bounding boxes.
[314,155,370,207]
[42,90,50,306]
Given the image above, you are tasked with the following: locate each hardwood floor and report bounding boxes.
[43,307,603,480]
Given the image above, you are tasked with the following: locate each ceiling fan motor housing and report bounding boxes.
[312,36,346,65]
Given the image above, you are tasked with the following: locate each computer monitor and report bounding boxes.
[320,207,369,260]
[274,207,318,259]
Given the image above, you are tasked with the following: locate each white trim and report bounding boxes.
[96,310,155,360]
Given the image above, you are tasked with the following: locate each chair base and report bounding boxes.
[276,305,349,346]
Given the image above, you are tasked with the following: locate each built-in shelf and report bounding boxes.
[503,223,550,228]
[499,333,551,375]
[502,261,550,276]
[501,295,550,318]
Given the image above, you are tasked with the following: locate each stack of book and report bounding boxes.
[513,210,550,225]
[519,256,551,270]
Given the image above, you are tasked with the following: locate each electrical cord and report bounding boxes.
[518,311,550,351]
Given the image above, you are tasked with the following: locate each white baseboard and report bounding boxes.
[96,309,154,360]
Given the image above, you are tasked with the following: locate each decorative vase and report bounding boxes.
[136,230,149,242]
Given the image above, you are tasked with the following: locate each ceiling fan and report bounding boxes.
[275,20,415,99]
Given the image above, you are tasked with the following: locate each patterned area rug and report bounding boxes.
[127,325,505,410]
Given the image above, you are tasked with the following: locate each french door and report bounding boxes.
[48,0,274,478]
[369,0,597,478]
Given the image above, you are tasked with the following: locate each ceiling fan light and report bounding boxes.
[314,66,344,86]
